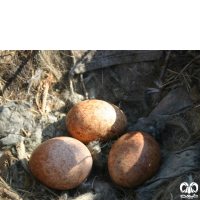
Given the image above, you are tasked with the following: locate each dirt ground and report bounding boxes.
[0,50,200,200]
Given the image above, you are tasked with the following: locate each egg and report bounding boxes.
[66,100,127,144]
[29,137,93,190]
[108,132,161,188]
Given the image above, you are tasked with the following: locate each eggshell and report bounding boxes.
[66,100,127,144]
[108,132,161,188]
[29,137,93,190]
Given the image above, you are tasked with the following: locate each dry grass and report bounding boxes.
[38,51,65,81]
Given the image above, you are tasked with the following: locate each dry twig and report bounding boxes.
[35,73,56,114]
[35,83,43,114]
[0,176,9,189]
[0,176,22,200]
[16,141,36,190]
[41,80,49,114]
[167,68,200,81]
[160,50,172,83]
[40,184,60,198]
[175,54,200,80]
[69,50,76,94]
[80,74,88,99]
[21,128,29,137]
[3,188,20,200]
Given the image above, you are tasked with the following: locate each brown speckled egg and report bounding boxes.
[108,132,161,188]
[66,100,127,144]
[29,137,93,190]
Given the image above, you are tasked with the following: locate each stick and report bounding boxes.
[16,141,36,188]
[16,142,32,175]
[175,54,200,79]
[41,80,49,114]
[21,128,29,137]
[69,50,76,94]
[160,50,172,83]
[80,74,88,99]
[167,69,200,81]
[3,188,20,200]
[0,176,9,188]
[35,83,43,114]
[40,184,60,198]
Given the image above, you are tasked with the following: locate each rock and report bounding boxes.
[0,134,24,147]
[0,121,5,134]
[23,119,34,131]
[42,123,56,138]
[47,114,58,123]
[30,128,42,149]
[9,111,24,125]
[4,122,17,135]
[27,128,43,151]
[0,102,35,136]
[149,87,193,117]
[0,107,11,119]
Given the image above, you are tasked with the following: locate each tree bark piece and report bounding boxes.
[71,50,163,75]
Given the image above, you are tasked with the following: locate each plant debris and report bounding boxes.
[0,50,200,200]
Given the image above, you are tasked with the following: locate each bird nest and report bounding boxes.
[0,50,200,200]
